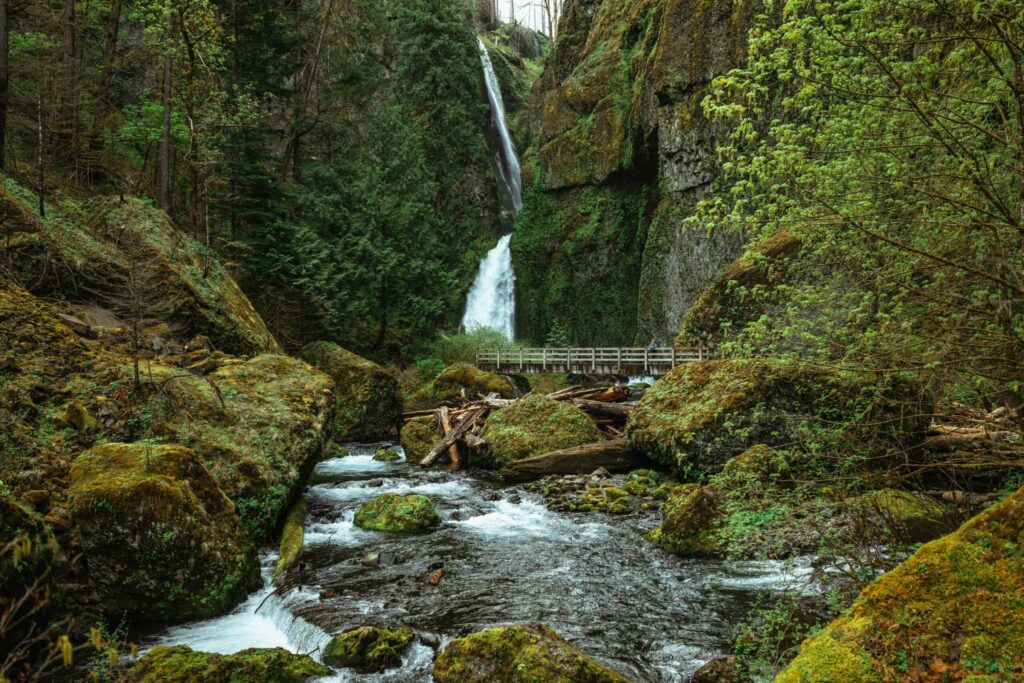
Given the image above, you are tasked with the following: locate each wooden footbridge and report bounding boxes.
[475,347,713,377]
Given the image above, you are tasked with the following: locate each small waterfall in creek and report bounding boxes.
[462,38,522,340]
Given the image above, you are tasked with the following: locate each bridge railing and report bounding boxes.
[475,347,712,373]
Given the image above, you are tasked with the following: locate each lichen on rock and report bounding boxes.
[323,625,414,672]
[478,394,602,468]
[127,645,329,682]
[433,623,633,683]
[400,416,443,462]
[300,341,402,442]
[67,443,260,622]
[353,493,440,533]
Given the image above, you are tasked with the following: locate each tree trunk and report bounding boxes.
[158,39,173,209]
[62,0,78,178]
[0,0,8,170]
[499,439,641,481]
[569,398,633,420]
[98,0,122,102]
[421,407,486,467]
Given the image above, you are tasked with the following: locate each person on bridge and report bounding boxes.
[648,338,658,351]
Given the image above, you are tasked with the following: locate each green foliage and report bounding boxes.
[416,329,519,368]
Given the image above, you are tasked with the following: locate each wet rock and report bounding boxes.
[127,645,328,682]
[419,632,442,649]
[591,467,611,479]
[427,560,444,572]
[484,491,503,502]
[373,448,401,462]
[433,624,633,683]
[320,588,338,600]
[323,625,414,672]
[367,478,384,487]
[354,494,440,533]
[507,493,522,504]
[690,655,748,683]
[362,551,405,568]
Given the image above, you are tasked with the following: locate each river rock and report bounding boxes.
[300,341,403,441]
[690,655,748,682]
[354,494,440,533]
[323,625,414,672]
[68,443,260,622]
[373,448,402,462]
[433,624,633,683]
[127,645,329,682]
[428,363,519,401]
[647,484,724,557]
[400,415,443,462]
[477,395,602,468]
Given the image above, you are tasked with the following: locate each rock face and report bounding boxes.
[323,625,414,671]
[67,443,260,622]
[513,0,754,344]
[626,360,930,478]
[779,487,1024,682]
[127,645,329,682]
[300,341,402,442]
[353,493,440,533]
[433,623,633,683]
[1,182,279,355]
[478,395,603,468]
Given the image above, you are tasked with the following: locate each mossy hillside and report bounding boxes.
[1,179,279,355]
[427,363,519,401]
[67,443,260,622]
[300,341,402,441]
[273,499,306,586]
[127,645,330,682]
[400,415,443,462]
[626,360,931,479]
[778,486,1024,682]
[433,623,634,683]
[0,490,59,608]
[353,493,440,533]
[323,625,414,672]
[512,180,652,346]
[675,230,802,347]
[478,395,603,468]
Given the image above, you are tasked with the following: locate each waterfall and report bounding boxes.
[462,38,522,340]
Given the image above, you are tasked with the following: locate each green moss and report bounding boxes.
[847,489,950,543]
[477,395,602,468]
[301,341,402,441]
[400,416,443,462]
[273,499,306,586]
[323,625,414,672]
[433,624,633,683]
[68,443,260,621]
[353,493,440,533]
[647,484,724,556]
[428,363,518,401]
[373,448,402,462]
[780,487,1024,681]
[127,645,329,682]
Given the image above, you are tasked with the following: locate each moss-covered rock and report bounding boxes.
[373,448,402,462]
[626,360,930,479]
[68,443,260,622]
[429,363,519,401]
[400,416,443,462]
[300,341,402,442]
[323,625,414,672]
[648,484,724,557]
[778,486,1024,682]
[127,645,329,682]
[478,395,602,468]
[433,623,633,683]
[846,489,951,544]
[273,499,306,586]
[353,493,440,533]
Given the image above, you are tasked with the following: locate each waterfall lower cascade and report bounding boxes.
[462,38,522,340]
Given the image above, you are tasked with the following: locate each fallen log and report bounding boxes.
[922,424,1020,452]
[569,398,633,420]
[420,407,486,467]
[439,406,460,470]
[498,439,642,482]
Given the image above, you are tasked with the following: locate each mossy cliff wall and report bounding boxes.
[514,0,752,344]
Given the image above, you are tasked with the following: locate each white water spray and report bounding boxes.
[462,38,522,340]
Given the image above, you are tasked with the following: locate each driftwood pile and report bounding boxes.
[403,385,635,472]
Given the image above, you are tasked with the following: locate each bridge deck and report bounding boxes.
[475,347,711,377]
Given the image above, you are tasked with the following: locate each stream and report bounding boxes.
[147,444,816,682]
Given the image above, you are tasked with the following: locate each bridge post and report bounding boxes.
[519,348,524,371]
[671,347,676,369]
[591,348,596,373]
[542,348,546,372]
[644,348,649,374]
[697,347,703,362]
[497,348,501,371]
[616,348,621,374]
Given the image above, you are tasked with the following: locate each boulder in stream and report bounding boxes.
[433,623,633,683]
[354,493,440,533]
[323,625,414,672]
[68,443,260,622]
[400,415,443,462]
[429,363,519,401]
[478,395,602,469]
[273,498,306,586]
[127,645,329,682]
[647,484,725,557]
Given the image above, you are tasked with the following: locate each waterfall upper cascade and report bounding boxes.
[462,38,522,340]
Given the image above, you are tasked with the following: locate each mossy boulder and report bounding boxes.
[648,484,724,557]
[847,489,952,544]
[300,341,402,442]
[626,360,930,478]
[433,623,633,683]
[400,416,443,462]
[127,645,329,682]
[477,395,602,469]
[353,493,440,533]
[778,486,1024,682]
[323,625,414,672]
[373,448,402,462]
[429,363,519,401]
[67,443,260,622]
[273,499,306,586]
